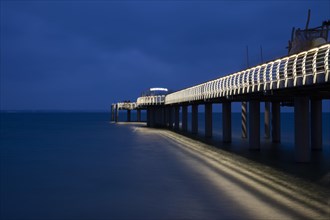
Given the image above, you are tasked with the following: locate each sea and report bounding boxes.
[1,112,329,219]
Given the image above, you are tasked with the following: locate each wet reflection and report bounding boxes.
[135,126,330,219]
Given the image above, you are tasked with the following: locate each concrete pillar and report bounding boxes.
[192,104,198,134]
[249,101,260,150]
[127,110,131,122]
[113,105,116,121]
[155,108,159,126]
[154,108,160,126]
[146,108,151,127]
[242,102,247,138]
[137,109,141,122]
[311,99,322,150]
[294,97,310,162]
[271,101,281,143]
[157,107,165,127]
[164,107,169,127]
[111,105,114,121]
[223,102,232,143]
[115,105,119,123]
[161,108,164,126]
[182,105,188,132]
[174,106,180,130]
[205,103,212,138]
[149,107,155,128]
[264,102,270,139]
[168,106,174,129]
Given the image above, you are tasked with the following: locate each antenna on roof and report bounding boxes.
[246,46,250,68]
[305,9,311,30]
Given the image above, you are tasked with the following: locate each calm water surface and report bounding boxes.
[1,112,329,219]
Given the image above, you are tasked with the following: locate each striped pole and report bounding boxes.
[242,102,247,138]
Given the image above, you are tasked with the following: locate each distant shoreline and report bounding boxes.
[0,110,109,113]
[1,110,330,113]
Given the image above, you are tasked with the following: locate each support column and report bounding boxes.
[205,103,212,138]
[150,107,155,128]
[271,101,281,143]
[311,99,322,150]
[154,108,160,126]
[192,104,198,134]
[182,105,188,132]
[174,106,180,130]
[127,110,131,122]
[146,108,151,127]
[242,102,247,138]
[168,106,174,129]
[164,107,169,127]
[249,101,260,150]
[223,102,232,143]
[156,107,165,127]
[111,105,114,121]
[115,105,119,123]
[161,107,166,127]
[264,102,270,139]
[294,97,310,162]
[137,109,141,122]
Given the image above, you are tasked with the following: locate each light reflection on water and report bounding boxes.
[1,113,329,219]
[134,126,330,219]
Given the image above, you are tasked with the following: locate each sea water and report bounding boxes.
[1,112,329,219]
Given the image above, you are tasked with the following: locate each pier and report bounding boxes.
[112,43,330,162]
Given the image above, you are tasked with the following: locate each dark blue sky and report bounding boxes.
[1,1,329,111]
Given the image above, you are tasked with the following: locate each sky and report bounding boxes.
[1,0,330,111]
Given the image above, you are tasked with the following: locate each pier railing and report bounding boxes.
[116,102,137,110]
[137,95,166,106]
[165,44,329,104]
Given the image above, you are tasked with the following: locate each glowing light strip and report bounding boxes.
[150,88,168,92]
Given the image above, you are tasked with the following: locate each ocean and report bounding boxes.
[1,112,329,219]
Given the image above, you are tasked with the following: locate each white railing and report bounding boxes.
[136,95,166,106]
[116,102,137,110]
[165,43,330,104]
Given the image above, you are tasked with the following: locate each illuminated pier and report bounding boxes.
[111,43,330,162]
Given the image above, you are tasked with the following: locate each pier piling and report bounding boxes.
[168,107,174,129]
[264,102,270,139]
[242,102,248,139]
[294,97,310,162]
[205,103,213,138]
[192,104,198,134]
[147,108,150,127]
[127,110,131,122]
[175,106,180,130]
[271,101,281,143]
[249,101,260,150]
[137,109,141,122]
[223,102,232,143]
[115,104,119,123]
[182,105,188,132]
[111,105,114,121]
[311,99,322,150]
